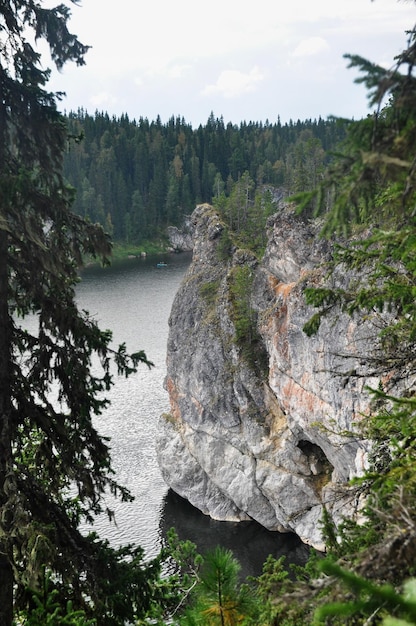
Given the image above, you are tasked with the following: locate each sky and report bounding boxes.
[43,0,416,127]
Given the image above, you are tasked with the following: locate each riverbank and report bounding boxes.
[111,239,170,261]
[83,239,175,268]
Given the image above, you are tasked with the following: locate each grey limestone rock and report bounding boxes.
[166,216,194,251]
[156,203,387,550]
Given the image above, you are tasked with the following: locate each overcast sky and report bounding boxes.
[44,0,415,127]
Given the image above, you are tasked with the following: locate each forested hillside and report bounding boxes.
[63,111,347,244]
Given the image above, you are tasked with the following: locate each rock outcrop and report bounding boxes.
[156,203,385,550]
[166,217,194,252]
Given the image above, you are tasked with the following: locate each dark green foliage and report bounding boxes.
[302,312,323,337]
[226,264,269,376]
[228,266,255,344]
[0,3,173,625]
[16,569,95,625]
[63,112,346,244]
[295,25,416,236]
[177,545,258,625]
[216,226,233,261]
[250,550,332,626]
[199,280,221,309]
[77,535,187,626]
[314,562,416,625]
[280,17,416,626]
[252,555,305,626]
[214,174,277,257]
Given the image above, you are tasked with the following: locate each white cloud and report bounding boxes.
[168,64,193,79]
[44,0,416,125]
[202,67,265,99]
[292,37,330,58]
[89,91,119,109]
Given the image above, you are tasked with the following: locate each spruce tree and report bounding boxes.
[0,3,164,624]
[290,17,416,625]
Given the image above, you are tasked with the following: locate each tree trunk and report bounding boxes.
[0,556,14,626]
[0,76,14,623]
[0,229,14,626]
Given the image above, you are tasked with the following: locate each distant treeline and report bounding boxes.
[64,110,348,245]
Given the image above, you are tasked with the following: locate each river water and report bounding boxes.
[76,252,309,578]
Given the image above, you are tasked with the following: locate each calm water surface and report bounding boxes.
[76,252,309,577]
[76,253,191,555]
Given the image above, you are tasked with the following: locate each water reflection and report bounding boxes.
[160,490,310,579]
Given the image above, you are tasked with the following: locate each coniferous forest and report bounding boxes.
[63,111,347,245]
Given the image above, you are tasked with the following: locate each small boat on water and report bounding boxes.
[156,261,168,268]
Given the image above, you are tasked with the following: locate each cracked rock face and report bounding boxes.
[156,203,381,550]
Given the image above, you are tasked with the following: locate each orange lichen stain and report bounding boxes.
[268,275,296,299]
[381,371,396,388]
[165,377,175,394]
[165,377,182,421]
[300,372,312,388]
[268,276,280,291]
[281,378,329,415]
[270,316,290,362]
[276,282,296,298]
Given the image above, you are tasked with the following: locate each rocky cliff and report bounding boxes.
[157,203,384,550]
